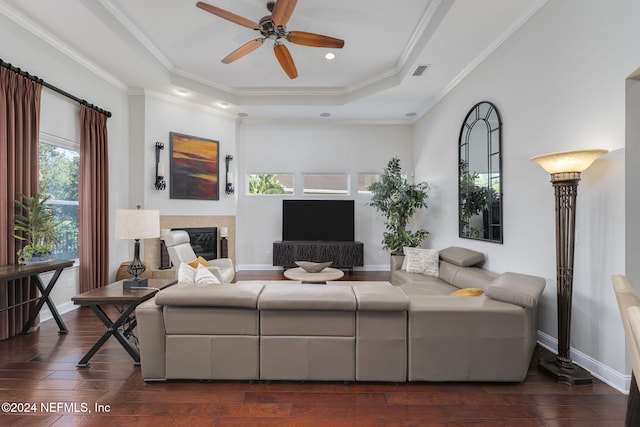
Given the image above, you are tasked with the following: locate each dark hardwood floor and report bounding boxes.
[0,270,628,426]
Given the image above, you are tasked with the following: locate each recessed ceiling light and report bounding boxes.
[320,112,331,117]
[176,89,189,96]
[406,112,417,117]
[218,102,230,108]
[324,52,336,60]
[238,112,248,117]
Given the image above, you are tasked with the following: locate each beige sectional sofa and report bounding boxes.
[136,247,545,383]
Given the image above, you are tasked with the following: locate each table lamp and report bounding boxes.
[530,148,607,386]
[116,207,160,288]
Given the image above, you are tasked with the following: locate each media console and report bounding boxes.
[273,241,364,271]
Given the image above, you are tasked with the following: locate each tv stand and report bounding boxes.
[273,241,364,271]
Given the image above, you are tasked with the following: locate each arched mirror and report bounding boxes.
[459,101,502,243]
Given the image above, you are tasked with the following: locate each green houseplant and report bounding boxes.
[368,157,430,253]
[13,193,61,264]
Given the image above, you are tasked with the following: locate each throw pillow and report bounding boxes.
[195,264,220,285]
[450,287,484,296]
[178,262,196,284]
[188,256,209,269]
[404,247,439,277]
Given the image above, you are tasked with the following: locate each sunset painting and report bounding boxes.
[170,132,219,200]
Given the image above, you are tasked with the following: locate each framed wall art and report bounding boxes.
[170,132,219,200]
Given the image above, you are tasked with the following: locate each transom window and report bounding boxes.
[357,173,381,194]
[303,173,349,195]
[248,173,294,195]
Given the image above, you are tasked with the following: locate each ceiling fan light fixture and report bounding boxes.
[324,52,336,60]
[196,1,344,79]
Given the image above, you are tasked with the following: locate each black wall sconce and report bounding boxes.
[155,142,166,190]
[225,154,234,195]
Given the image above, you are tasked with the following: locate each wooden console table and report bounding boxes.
[72,278,176,367]
[0,260,74,335]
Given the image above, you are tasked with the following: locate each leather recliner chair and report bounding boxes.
[164,230,235,283]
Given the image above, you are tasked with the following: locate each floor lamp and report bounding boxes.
[531,148,607,386]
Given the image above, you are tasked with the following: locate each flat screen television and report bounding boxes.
[282,200,354,241]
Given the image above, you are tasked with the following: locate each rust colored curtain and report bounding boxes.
[79,106,109,292]
[0,68,42,340]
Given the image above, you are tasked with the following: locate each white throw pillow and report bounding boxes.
[195,264,220,285]
[178,262,196,284]
[404,247,439,277]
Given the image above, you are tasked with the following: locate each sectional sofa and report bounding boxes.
[136,247,545,383]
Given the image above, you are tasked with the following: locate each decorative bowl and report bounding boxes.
[295,261,333,273]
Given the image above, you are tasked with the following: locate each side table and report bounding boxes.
[72,278,176,367]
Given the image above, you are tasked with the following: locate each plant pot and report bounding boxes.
[390,252,405,272]
[26,252,53,264]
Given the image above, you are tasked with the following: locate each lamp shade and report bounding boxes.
[530,149,608,174]
[116,209,160,240]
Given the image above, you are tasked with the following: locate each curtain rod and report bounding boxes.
[0,58,112,118]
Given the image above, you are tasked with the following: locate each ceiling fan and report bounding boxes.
[196,0,345,79]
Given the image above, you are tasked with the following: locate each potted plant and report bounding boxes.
[368,157,430,254]
[13,193,61,264]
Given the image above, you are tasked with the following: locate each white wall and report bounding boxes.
[236,121,413,270]
[136,94,238,216]
[413,0,637,391]
[1,12,129,309]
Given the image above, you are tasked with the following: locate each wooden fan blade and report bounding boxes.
[222,39,264,64]
[273,43,298,79]
[196,1,259,30]
[271,0,297,27]
[286,31,345,48]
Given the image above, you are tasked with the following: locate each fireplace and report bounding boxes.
[172,227,218,261]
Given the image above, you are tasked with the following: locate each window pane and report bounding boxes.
[357,173,380,194]
[303,174,349,195]
[248,173,294,195]
[39,142,79,260]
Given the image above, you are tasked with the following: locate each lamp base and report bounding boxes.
[123,277,148,289]
[539,357,593,386]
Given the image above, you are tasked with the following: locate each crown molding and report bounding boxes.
[0,1,127,92]
[98,0,173,69]
[424,0,549,113]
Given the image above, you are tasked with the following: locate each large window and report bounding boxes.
[39,135,79,260]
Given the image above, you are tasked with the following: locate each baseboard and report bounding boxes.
[537,330,630,394]
[40,301,79,323]
[236,264,284,271]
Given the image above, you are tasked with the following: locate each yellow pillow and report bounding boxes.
[450,288,484,296]
[188,256,209,268]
